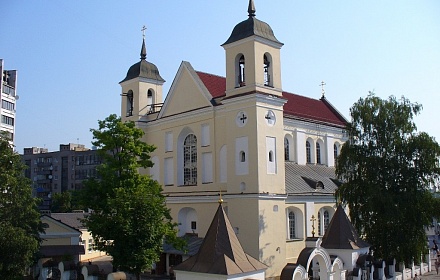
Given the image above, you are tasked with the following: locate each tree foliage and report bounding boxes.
[336,93,440,263]
[81,114,182,279]
[0,132,43,279]
[51,191,84,213]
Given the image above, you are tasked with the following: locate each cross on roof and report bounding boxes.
[310,215,317,237]
[319,81,326,98]
[141,25,147,39]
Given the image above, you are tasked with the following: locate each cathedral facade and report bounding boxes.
[120,1,348,277]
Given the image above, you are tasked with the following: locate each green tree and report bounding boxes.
[50,190,85,213]
[336,93,440,263]
[0,132,43,279]
[81,114,182,280]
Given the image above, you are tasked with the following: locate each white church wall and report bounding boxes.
[219,145,227,183]
[202,152,213,183]
[164,157,174,186]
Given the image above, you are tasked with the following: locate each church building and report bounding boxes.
[120,0,348,277]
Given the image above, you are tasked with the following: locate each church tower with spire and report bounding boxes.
[120,33,165,122]
[222,0,284,98]
[219,0,288,276]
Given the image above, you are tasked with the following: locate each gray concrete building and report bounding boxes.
[21,143,101,210]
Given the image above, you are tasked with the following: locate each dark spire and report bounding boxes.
[248,0,256,17]
[140,38,147,60]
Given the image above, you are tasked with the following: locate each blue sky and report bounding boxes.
[2,1,439,152]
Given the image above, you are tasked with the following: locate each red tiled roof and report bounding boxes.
[196,71,227,99]
[282,92,346,127]
[195,71,347,127]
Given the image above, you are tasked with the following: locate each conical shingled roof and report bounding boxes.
[321,205,370,249]
[173,204,267,275]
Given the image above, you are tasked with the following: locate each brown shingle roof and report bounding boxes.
[321,205,370,249]
[173,204,267,275]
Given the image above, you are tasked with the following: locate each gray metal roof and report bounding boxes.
[50,212,87,229]
[222,1,282,46]
[120,39,165,83]
[285,162,340,195]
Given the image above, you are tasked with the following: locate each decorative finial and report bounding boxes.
[218,190,223,204]
[248,0,256,17]
[319,81,326,98]
[140,25,147,60]
[310,215,316,237]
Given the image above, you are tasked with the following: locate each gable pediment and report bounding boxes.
[159,61,214,118]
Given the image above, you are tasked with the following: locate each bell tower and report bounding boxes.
[222,0,284,97]
[120,29,165,122]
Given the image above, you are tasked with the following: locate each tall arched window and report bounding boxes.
[264,54,271,86]
[323,210,330,233]
[147,89,153,113]
[239,55,245,87]
[288,211,296,239]
[126,90,133,117]
[317,212,322,236]
[284,137,289,161]
[334,144,338,166]
[183,134,197,185]
[316,143,321,164]
[306,141,311,163]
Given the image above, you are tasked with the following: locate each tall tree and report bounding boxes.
[0,132,43,279]
[81,114,182,280]
[336,93,440,263]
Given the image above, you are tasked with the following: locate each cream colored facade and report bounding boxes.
[120,3,347,278]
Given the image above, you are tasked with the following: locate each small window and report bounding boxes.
[284,137,289,161]
[269,151,273,162]
[191,221,197,230]
[240,151,246,162]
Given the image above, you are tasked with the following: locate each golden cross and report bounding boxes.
[310,215,316,237]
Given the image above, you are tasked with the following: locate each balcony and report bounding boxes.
[2,84,15,97]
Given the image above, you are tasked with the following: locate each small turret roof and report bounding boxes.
[222,0,282,46]
[173,203,267,275]
[120,38,165,83]
[321,205,370,249]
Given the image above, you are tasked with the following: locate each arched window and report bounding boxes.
[239,55,245,87]
[324,210,330,232]
[126,90,133,117]
[334,144,338,166]
[284,137,289,161]
[264,54,271,86]
[316,143,321,164]
[147,89,154,113]
[183,134,197,185]
[288,211,296,239]
[317,212,322,236]
[318,209,330,236]
[240,151,246,162]
[306,141,311,163]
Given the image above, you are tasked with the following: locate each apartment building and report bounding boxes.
[21,143,101,210]
[0,59,18,145]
